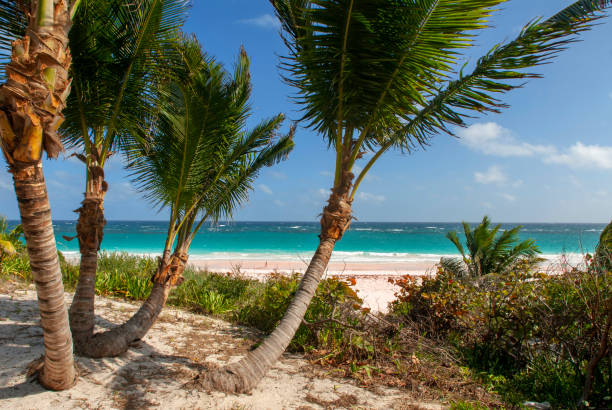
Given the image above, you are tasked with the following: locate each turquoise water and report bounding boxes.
[24,221,607,262]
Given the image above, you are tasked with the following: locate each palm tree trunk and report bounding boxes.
[76,250,187,358]
[69,164,107,348]
[0,0,77,391]
[199,171,354,393]
[11,163,76,390]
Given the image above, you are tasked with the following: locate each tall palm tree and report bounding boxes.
[73,37,294,358]
[61,0,190,350]
[200,0,612,393]
[0,0,81,390]
[440,216,541,279]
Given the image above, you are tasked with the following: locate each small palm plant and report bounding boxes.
[74,37,294,358]
[441,216,541,279]
[0,216,23,261]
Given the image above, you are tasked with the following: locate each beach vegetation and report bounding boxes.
[6,248,611,406]
[0,0,83,390]
[0,216,23,260]
[391,246,612,408]
[440,216,541,279]
[204,0,612,393]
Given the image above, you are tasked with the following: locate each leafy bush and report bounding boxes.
[235,273,365,353]
[390,256,612,408]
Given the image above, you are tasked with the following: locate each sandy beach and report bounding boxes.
[0,286,445,410]
[186,258,439,313]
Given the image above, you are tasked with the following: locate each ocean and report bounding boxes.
[16,221,605,263]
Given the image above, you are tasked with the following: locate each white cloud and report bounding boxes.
[545,142,612,170]
[317,188,328,198]
[358,192,385,203]
[320,170,333,177]
[474,166,507,185]
[458,122,554,157]
[237,14,280,29]
[273,199,285,207]
[500,193,516,202]
[259,184,273,195]
[512,180,524,188]
[460,122,612,171]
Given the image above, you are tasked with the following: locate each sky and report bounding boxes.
[1,0,611,223]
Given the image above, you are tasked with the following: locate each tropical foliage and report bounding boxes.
[126,36,295,261]
[69,36,294,358]
[0,216,22,258]
[440,216,541,279]
[64,0,190,347]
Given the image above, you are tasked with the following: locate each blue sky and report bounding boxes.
[1,0,611,223]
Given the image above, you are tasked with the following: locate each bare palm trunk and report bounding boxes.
[11,163,76,390]
[0,0,77,390]
[76,250,187,358]
[69,161,107,348]
[199,171,354,393]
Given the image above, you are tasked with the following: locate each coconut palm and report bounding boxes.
[61,0,190,349]
[73,37,294,358]
[199,0,612,393]
[440,216,541,279]
[0,0,81,390]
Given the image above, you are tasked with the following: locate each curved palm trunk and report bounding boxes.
[69,162,107,346]
[199,171,354,393]
[0,0,77,391]
[75,250,187,357]
[11,164,76,390]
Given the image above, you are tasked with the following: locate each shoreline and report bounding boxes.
[63,252,583,312]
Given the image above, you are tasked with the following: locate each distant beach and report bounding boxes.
[45,220,604,312]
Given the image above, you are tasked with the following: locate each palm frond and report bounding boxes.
[61,0,190,161]
[0,0,27,81]
[386,0,611,152]
[271,0,505,143]
[127,39,294,247]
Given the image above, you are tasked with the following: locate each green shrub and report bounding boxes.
[390,258,612,408]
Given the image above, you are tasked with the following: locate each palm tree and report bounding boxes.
[0,0,81,390]
[73,37,294,358]
[61,0,190,349]
[199,0,612,393]
[440,216,541,279]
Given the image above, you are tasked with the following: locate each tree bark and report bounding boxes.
[197,170,354,393]
[76,250,187,358]
[69,161,107,348]
[11,163,76,390]
[0,0,77,391]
